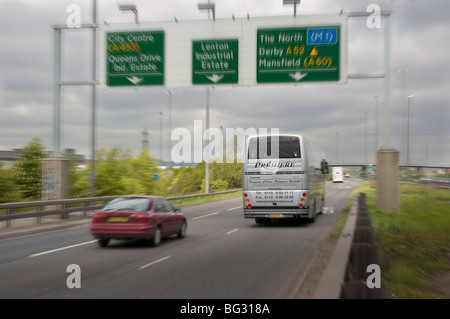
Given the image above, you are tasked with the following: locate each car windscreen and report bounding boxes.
[102,197,151,212]
[248,136,301,159]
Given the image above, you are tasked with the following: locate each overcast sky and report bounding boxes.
[0,0,449,166]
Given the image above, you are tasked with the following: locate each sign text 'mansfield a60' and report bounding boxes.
[257,26,340,83]
[106,31,164,86]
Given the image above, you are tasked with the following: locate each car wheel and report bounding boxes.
[151,226,162,247]
[177,221,187,239]
[98,239,110,248]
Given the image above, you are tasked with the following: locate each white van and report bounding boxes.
[332,167,344,183]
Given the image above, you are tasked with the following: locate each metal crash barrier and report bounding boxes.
[0,189,242,229]
[341,193,387,298]
[314,192,387,299]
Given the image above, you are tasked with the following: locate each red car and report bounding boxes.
[90,195,187,247]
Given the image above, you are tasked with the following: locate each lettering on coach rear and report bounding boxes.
[254,161,295,168]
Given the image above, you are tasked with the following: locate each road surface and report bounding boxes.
[0,179,359,299]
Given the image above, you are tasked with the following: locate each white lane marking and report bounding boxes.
[192,212,219,220]
[139,256,171,270]
[227,228,239,235]
[28,240,97,258]
[227,206,242,211]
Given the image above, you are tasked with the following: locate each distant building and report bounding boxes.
[0,148,85,169]
[0,149,22,168]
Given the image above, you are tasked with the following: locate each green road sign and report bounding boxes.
[257,26,340,84]
[106,31,164,86]
[192,39,238,85]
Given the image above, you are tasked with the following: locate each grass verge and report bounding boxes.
[334,180,450,298]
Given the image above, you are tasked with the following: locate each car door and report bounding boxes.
[161,198,182,235]
[154,198,172,235]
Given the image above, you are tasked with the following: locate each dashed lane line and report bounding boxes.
[226,229,239,235]
[139,256,171,270]
[27,240,97,258]
[192,212,220,220]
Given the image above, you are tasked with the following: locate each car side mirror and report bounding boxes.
[174,208,181,213]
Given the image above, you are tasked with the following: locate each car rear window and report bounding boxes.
[102,197,151,212]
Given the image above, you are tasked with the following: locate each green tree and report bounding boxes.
[166,163,205,195]
[0,163,20,203]
[210,161,242,190]
[67,159,90,199]
[94,147,131,196]
[124,148,159,195]
[13,137,48,201]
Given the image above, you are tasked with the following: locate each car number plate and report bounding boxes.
[269,214,284,218]
[108,216,129,222]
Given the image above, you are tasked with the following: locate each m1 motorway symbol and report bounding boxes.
[307,28,337,45]
[257,26,340,84]
[192,39,238,85]
[106,31,164,86]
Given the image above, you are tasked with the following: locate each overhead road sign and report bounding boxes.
[99,14,348,87]
[192,39,239,85]
[257,26,340,84]
[106,30,164,86]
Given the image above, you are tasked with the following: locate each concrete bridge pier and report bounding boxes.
[376,149,399,211]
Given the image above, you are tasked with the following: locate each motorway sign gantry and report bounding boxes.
[192,39,239,85]
[106,30,164,86]
[257,26,340,84]
[100,15,347,87]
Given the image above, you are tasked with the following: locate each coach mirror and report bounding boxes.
[321,159,329,175]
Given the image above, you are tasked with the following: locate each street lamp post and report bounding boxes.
[159,111,163,163]
[118,3,138,24]
[374,95,380,153]
[406,94,415,166]
[424,129,429,166]
[336,132,339,163]
[167,90,173,166]
[398,68,409,165]
[198,1,215,20]
[365,111,369,166]
[198,1,215,194]
[283,0,301,17]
